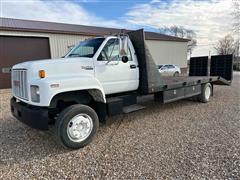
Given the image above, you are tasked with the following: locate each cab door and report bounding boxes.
[94,37,139,95]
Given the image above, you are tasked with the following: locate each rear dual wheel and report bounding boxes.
[55,104,99,149]
[198,83,212,103]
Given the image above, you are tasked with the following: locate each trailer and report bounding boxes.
[10,29,233,149]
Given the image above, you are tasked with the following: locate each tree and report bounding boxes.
[232,0,240,57]
[159,25,197,56]
[232,0,240,33]
[214,35,237,55]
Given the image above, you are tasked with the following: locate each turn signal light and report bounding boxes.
[39,70,46,78]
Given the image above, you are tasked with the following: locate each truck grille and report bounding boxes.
[12,69,29,100]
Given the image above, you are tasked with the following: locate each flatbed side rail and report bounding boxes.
[155,76,226,104]
[161,76,220,90]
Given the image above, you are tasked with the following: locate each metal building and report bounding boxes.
[0,18,188,89]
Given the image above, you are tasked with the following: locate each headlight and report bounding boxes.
[30,85,40,102]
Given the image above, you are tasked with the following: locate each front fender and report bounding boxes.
[30,75,106,107]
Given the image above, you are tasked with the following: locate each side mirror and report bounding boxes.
[122,56,129,63]
[67,45,74,51]
[119,36,128,57]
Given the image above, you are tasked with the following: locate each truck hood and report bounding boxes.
[12,57,92,68]
[12,57,94,79]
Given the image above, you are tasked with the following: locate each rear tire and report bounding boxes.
[173,72,180,77]
[55,104,99,149]
[198,83,212,103]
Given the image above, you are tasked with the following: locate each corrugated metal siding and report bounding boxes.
[0,30,93,58]
[145,40,188,68]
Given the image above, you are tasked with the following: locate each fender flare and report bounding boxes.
[49,88,106,108]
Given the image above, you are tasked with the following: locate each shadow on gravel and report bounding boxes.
[0,117,67,166]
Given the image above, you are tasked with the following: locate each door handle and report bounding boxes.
[130,64,137,69]
[81,66,93,70]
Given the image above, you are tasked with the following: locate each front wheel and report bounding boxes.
[55,104,99,149]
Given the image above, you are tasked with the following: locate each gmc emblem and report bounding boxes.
[13,80,20,86]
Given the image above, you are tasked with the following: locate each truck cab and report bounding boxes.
[11,34,142,149]
[11,35,139,107]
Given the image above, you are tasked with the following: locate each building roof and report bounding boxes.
[0,18,189,42]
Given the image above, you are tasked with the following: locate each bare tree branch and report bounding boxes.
[232,0,240,56]
[232,0,240,33]
[214,35,237,56]
[159,25,197,54]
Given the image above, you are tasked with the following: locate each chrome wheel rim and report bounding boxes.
[205,86,211,100]
[67,114,93,142]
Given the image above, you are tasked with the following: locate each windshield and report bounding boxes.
[67,38,105,58]
[158,65,163,69]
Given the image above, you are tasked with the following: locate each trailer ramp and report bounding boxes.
[189,55,233,85]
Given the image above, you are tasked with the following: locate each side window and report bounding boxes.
[168,65,175,69]
[98,39,120,61]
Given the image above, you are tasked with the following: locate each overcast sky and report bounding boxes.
[0,0,236,56]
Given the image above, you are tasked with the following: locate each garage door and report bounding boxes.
[0,36,51,89]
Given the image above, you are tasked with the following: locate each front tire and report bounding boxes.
[198,83,212,103]
[55,104,99,149]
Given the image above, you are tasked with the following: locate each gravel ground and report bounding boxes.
[0,73,240,179]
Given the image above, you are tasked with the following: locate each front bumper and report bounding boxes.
[10,97,49,130]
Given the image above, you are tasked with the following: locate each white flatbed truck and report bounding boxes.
[10,29,232,149]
